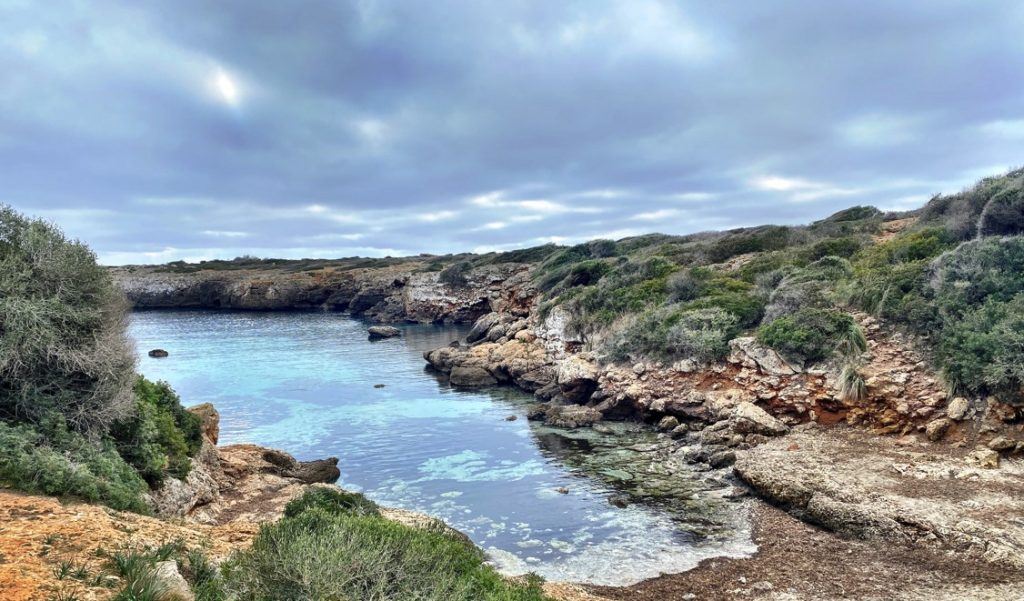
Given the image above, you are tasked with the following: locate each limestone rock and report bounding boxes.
[367,325,401,340]
[544,405,602,429]
[966,448,1000,469]
[466,312,500,343]
[946,397,970,421]
[925,417,951,442]
[657,416,680,431]
[730,401,789,436]
[153,560,194,601]
[449,365,498,387]
[188,403,220,445]
[556,356,599,403]
[728,337,798,376]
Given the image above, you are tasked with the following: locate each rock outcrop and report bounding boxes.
[734,428,1024,569]
[112,261,530,324]
[147,404,340,522]
[367,325,401,340]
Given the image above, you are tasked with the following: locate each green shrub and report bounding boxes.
[938,296,1024,402]
[283,487,380,518]
[800,236,864,261]
[222,509,549,601]
[757,308,865,364]
[929,236,1024,319]
[110,378,203,485]
[705,226,794,263]
[664,308,739,363]
[610,305,740,362]
[0,420,148,512]
[439,261,472,287]
[0,206,136,435]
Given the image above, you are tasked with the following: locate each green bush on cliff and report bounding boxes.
[0,206,136,435]
[283,486,379,518]
[111,378,203,485]
[223,489,549,601]
[757,308,866,365]
[0,205,203,510]
[0,419,149,512]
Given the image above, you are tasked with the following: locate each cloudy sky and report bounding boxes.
[3,1,1024,264]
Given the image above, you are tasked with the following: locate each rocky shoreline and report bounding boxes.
[110,259,1024,599]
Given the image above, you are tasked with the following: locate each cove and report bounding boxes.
[130,310,754,586]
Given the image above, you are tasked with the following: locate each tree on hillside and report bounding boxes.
[0,206,136,435]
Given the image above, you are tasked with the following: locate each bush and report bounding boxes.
[929,236,1024,319]
[111,378,203,485]
[664,309,739,364]
[222,506,549,601]
[938,295,1024,402]
[0,206,136,435]
[705,226,794,263]
[0,420,149,512]
[838,363,867,403]
[284,487,379,518]
[757,308,865,365]
[439,261,472,287]
[610,305,739,362]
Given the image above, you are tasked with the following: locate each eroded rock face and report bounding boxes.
[148,403,341,523]
[556,355,600,403]
[734,429,1024,569]
[112,262,528,324]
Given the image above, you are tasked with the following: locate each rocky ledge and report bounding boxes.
[147,402,341,522]
[111,260,533,324]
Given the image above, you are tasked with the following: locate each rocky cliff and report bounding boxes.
[112,259,533,324]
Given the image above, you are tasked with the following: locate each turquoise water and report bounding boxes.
[129,310,752,585]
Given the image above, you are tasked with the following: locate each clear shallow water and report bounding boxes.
[130,310,753,585]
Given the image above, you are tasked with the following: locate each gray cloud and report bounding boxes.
[2,0,1023,263]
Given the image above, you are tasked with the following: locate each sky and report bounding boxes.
[2,1,1024,265]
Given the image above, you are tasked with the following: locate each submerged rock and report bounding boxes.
[544,405,602,429]
[367,325,401,340]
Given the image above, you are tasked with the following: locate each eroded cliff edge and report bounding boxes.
[111,257,533,324]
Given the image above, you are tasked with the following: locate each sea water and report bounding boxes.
[130,310,753,585]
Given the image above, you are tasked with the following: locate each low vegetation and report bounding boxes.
[527,169,1024,407]
[221,488,549,601]
[0,206,202,511]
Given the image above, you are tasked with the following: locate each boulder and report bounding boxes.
[260,448,341,483]
[657,416,680,431]
[556,356,600,403]
[946,397,970,421]
[925,417,951,442]
[466,312,500,343]
[449,365,498,387]
[367,325,401,340]
[728,337,798,376]
[148,348,169,358]
[153,560,194,601]
[730,402,788,436]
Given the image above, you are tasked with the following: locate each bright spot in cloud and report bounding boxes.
[210,67,241,106]
[630,208,681,221]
